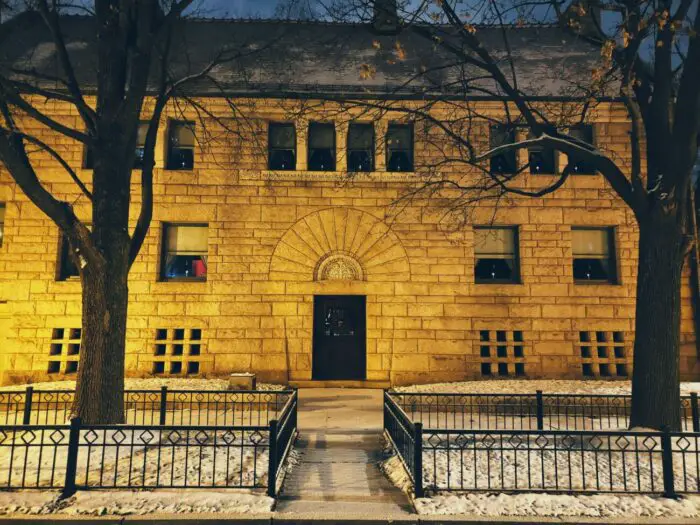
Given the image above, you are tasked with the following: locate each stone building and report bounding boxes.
[0,11,698,386]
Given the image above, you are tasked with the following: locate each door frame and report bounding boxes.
[312,294,367,380]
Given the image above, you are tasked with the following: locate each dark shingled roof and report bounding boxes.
[1,14,607,99]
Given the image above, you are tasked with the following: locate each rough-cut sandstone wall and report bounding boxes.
[0,98,697,385]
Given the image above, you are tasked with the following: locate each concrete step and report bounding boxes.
[290,380,390,389]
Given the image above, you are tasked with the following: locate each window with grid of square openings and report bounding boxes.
[47,328,81,374]
[152,328,202,376]
[478,330,526,377]
[577,331,630,378]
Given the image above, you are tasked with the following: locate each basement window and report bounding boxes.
[489,124,517,174]
[474,226,519,283]
[166,121,195,170]
[567,124,596,174]
[151,328,203,376]
[386,123,413,172]
[347,123,374,172]
[268,123,296,170]
[478,330,526,377]
[578,330,629,378]
[308,122,336,171]
[161,224,208,281]
[47,327,81,374]
[572,227,617,284]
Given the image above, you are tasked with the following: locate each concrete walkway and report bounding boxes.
[275,388,414,518]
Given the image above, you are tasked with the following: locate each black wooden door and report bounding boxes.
[312,295,366,380]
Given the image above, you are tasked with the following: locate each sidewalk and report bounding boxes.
[274,388,414,518]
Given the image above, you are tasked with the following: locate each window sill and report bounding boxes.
[574,280,619,286]
[474,280,521,285]
[529,171,598,176]
[473,282,527,295]
[159,278,207,283]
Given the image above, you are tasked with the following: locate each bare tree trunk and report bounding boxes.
[71,154,132,424]
[630,212,684,430]
[71,257,128,424]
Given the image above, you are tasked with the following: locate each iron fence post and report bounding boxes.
[62,417,81,498]
[293,390,298,431]
[159,386,168,425]
[268,419,278,497]
[690,392,699,432]
[22,386,33,425]
[660,426,677,499]
[535,390,544,430]
[413,422,424,498]
[383,389,387,432]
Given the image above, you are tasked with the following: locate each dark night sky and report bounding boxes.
[194,0,286,17]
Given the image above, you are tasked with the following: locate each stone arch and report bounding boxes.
[269,208,411,282]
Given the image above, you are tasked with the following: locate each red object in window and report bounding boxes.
[192,259,207,277]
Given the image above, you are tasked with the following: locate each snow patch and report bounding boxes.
[381,443,700,518]
[395,379,700,396]
[415,492,700,518]
[0,378,286,392]
[0,489,273,516]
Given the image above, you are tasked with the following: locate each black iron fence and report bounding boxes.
[384,391,700,498]
[0,387,292,426]
[389,391,700,432]
[0,389,298,497]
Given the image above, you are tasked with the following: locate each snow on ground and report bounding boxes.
[63,489,273,515]
[420,433,698,492]
[0,377,286,392]
[415,491,700,518]
[0,491,59,515]
[0,428,269,489]
[0,489,273,515]
[395,379,700,396]
[385,379,700,518]
[382,452,700,518]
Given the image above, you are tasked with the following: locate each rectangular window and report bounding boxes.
[133,122,149,169]
[568,124,596,174]
[474,226,519,283]
[161,224,208,281]
[268,122,296,170]
[0,204,4,247]
[57,234,80,280]
[528,129,556,174]
[83,146,94,170]
[386,123,413,172]
[347,123,374,172]
[572,227,617,283]
[166,121,195,170]
[490,124,517,174]
[308,122,336,171]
